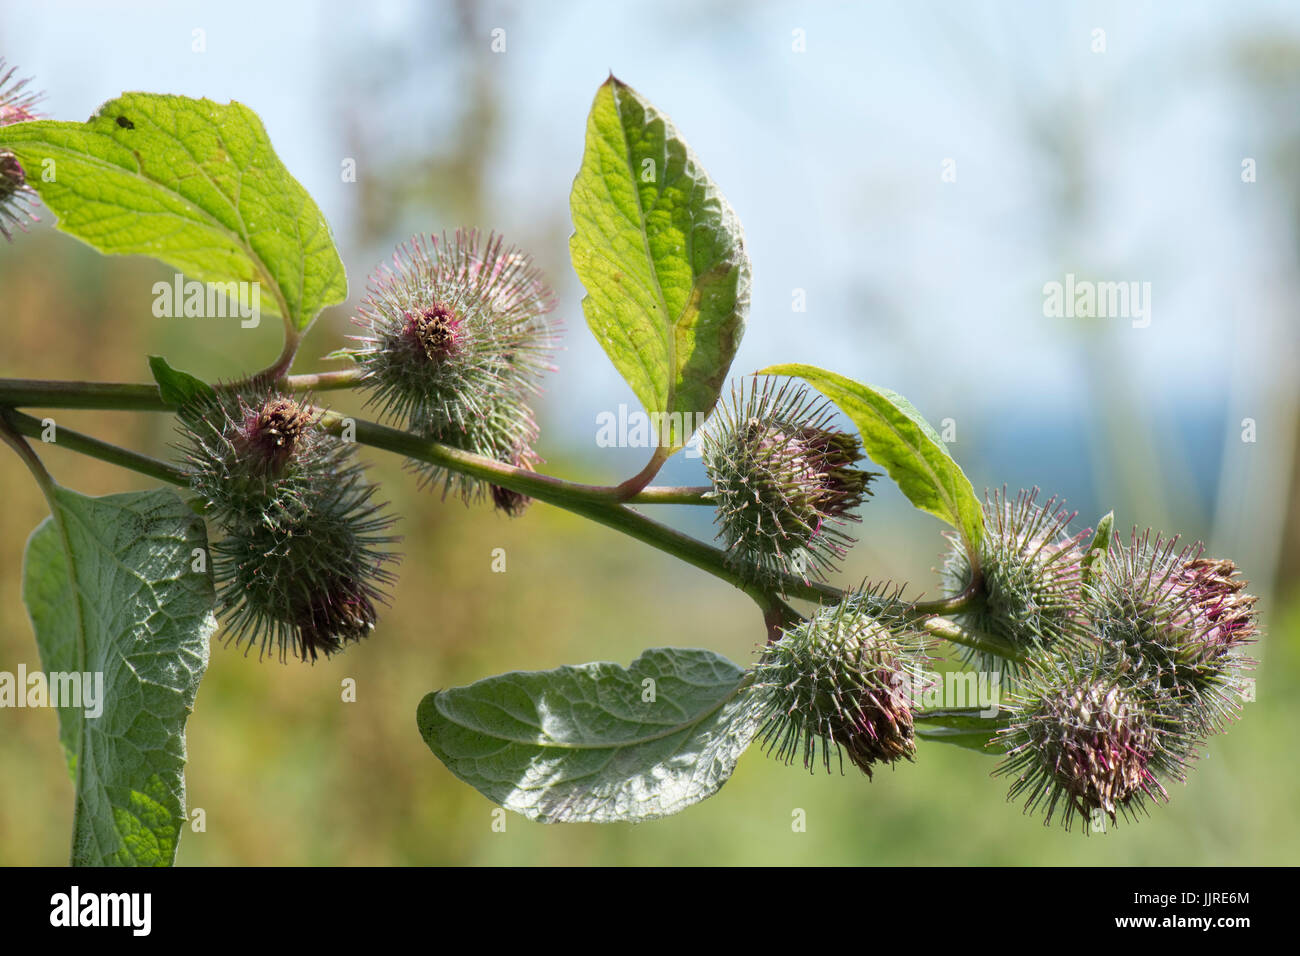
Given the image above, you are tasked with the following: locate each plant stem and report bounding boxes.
[255,325,301,381]
[919,615,1027,663]
[0,372,362,410]
[324,416,1005,655]
[763,600,804,644]
[1,409,188,488]
[615,447,671,499]
[0,409,55,493]
[912,707,1009,753]
[629,485,714,505]
[0,410,94,865]
[0,375,1008,660]
[910,568,982,616]
[0,379,166,411]
[279,368,365,392]
[317,412,822,608]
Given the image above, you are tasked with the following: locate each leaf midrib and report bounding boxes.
[436,678,744,751]
[611,83,679,418]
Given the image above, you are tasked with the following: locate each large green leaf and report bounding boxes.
[0,94,346,331]
[569,76,750,456]
[761,363,985,551]
[418,647,764,823]
[22,486,215,866]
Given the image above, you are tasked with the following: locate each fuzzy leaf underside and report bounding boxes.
[418,647,764,823]
[569,76,750,453]
[761,363,985,552]
[22,487,215,866]
[0,94,346,331]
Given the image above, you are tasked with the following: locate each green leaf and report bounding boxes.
[760,363,985,551]
[1081,510,1115,587]
[569,76,750,455]
[0,94,346,331]
[148,355,216,415]
[22,486,216,866]
[417,647,764,823]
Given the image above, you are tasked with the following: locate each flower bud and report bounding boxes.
[941,489,1086,676]
[238,394,313,473]
[702,378,877,586]
[999,670,1171,832]
[754,593,930,777]
[1087,533,1257,732]
[349,230,557,512]
[215,477,398,662]
[181,391,344,531]
[179,389,400,661]
[1180,556,1259,653]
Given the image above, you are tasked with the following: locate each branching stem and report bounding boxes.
[0,375,1004,660]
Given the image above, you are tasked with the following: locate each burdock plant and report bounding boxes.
[347,229,557,511]
[180,389,400,662]
[995,530,1258,831]
[755,592,931,777]
[941,488,1089,676]
[999,669,1178,832]
[702,377,877,585]
[0,68,1263,866]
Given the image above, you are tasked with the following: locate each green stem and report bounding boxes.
[0,376,1007,656]
[255,325,301,381]
[318,412,825,609]
[279,368,365,392]
[615,447,671,499]
[910,568,982,616]
[0,372,361,410]
[0,409,55,493]
[763,599,804,644]
[919,615,1027,663]
[629,485,714,505]
[0,379,166,411]
[320,412,705,508]
[1,409,188,488]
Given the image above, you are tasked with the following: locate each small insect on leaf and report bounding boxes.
[115,115,134,129]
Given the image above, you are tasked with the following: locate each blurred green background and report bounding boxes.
[1,1,1298,864]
